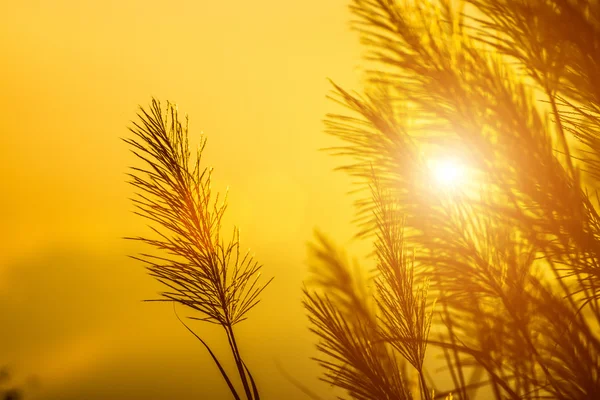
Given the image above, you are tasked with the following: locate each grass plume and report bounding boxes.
[124,99,272,400]
[305,0,600,399]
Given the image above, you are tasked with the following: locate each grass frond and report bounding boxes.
[304,233,413,400]
[125,98,272,400]
[313,0,600,399]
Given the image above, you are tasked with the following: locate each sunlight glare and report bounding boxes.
[428,158,466,188]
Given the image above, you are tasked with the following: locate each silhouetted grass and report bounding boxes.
[124,100,272,400]
[125,0,600,399]
[304,0,600,399]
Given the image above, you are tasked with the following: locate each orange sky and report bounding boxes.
[0,1,366,398]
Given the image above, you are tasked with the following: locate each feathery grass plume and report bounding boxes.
[314,0,600,398]
[124,99,272,400]
[303,232,414,400]
[303,176,435,400]
[370,175,434,399]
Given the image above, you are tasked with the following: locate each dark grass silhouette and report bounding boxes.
[124,100,272,400]
[304,0,600,399]
[125,0,600,399]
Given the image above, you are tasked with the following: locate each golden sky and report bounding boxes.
[0,1,366,398]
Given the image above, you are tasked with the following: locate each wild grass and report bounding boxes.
[303,0,600,399]
[125,0,600,399]
[124,100,272,400]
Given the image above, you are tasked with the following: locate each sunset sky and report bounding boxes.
[0,1,367,398]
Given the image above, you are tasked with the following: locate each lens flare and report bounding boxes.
[428,158,465,188]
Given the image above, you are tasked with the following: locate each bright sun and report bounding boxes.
[428,158,466,188]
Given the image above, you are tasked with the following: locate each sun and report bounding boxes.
[428,158,466,188]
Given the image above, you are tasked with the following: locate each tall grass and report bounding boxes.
[125,0,600,399]
[124,100,272,400]
[304,0,600,399]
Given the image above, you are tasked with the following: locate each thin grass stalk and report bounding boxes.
[224,323,256,400]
